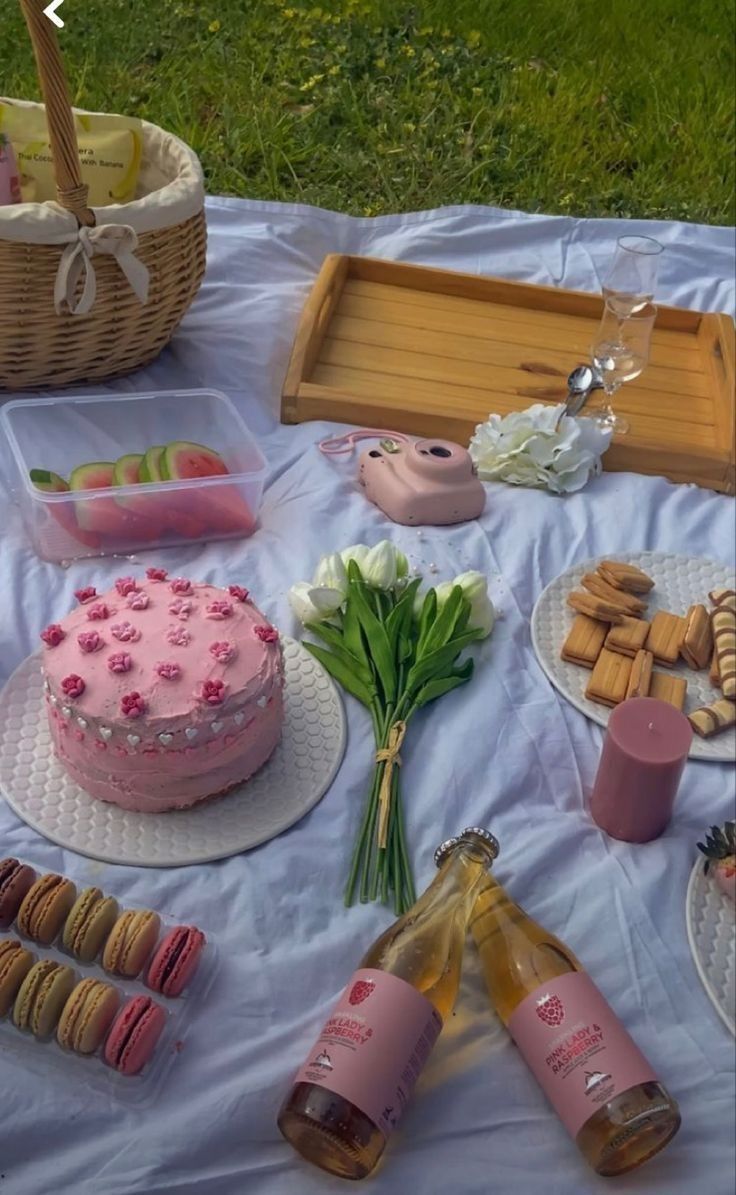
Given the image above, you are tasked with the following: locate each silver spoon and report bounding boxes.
[564,364,604,417]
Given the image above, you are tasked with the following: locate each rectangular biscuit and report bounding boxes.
[598,560,655,594]
[712,606,736,699]
[649,671,687,711]
[688,698,736,738]
[585,648,632,707]
[605,616,650,658]
[680,604,713,670]
[710,646,721,688]
[645,611,686,667]
[561,614,608,668]
[582,573,647,616]
[626,650,653,699]
[709,587,736,615]
[567,591,625,625]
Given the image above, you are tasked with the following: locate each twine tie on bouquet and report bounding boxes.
[376,720,407,849]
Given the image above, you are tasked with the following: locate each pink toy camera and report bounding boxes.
[358,437,485,526]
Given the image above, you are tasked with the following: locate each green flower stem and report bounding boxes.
[359,765,382,903]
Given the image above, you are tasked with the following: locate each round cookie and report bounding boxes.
[63,887,119,962]
[146,925,206,997]
[104,995,166,1076]
[0,939,35,1016]
[17,873,77,946]
[0,859,37,930]
[13,959,76,1037]
[57,978,120,1054]
[102,909,160,978]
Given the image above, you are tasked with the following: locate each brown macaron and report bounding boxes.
[17,873,77,946]
[0,939,35,1016]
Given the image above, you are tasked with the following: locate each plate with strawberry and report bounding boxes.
[686,821,735,1035]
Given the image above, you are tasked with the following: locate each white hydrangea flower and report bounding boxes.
[469,404,611,494]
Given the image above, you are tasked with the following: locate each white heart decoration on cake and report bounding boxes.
[49,695,58,706]
[256,696,267,709]
[127,734,141,747]
[158,733,174,746]
[233,712,245,726]
[61,706,72,718]
[77,717,88,729]
[210,721,224,734]
[185,727,198,741]
[99,727,112,741]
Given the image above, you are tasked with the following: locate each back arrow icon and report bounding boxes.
[44,0,65,27]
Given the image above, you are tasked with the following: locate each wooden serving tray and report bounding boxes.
[282,255,735,494]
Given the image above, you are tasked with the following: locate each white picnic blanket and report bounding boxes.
[0,198,734,1195]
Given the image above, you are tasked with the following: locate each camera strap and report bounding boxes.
[318,429,411,457]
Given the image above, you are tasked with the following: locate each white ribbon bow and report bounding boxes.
[54,224,150,316]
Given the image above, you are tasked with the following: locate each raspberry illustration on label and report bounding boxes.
[349,979,375,1005]
[535,992,565,1026]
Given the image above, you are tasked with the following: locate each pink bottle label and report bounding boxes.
[293,968,442,1137]
[507,972,657,1138]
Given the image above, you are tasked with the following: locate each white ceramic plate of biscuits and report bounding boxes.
[531,552,735,762]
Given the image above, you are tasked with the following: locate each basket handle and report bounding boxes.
[19,0,95,226]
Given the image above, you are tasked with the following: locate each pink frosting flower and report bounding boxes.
[127,591,150,610]
[166,625,191,647]
[87,603,110,621]
[146,568,168,582]
[111,621,140,643]
[107,652,132,674]
[77,630,104,654]
[170,578,192,595]
[61,674,85,699]
[75,586,97,604]
[228,585,249,603]
[169,598,192,620]
[115,577,139,597]
[197,678,227,706]
[209,641,236,664]
[155,661,181,680]
[121,692,146,718]
[205,600,233,621]
[254,624,279,644]
[40,624,65,647]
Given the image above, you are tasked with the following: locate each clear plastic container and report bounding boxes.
[0,389,267,562]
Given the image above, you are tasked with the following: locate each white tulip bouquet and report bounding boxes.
[289,542,494,913]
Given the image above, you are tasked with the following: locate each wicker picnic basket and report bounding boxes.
[0,0,207,390]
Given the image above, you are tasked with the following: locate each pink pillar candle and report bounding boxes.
[590,697,693,843]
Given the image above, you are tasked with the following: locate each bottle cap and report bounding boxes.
[434,828,500,868]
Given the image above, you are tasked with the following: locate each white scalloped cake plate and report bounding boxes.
[686,855,735,1035]
[531,552,735,762]
[0,638,346,866]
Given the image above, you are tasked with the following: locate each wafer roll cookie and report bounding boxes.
[582,573,647,615]
[585,648,632,707]
[688,698,736,738]
[649,671,688,711]
[680,604,713,670]
[598,561,655,594]
[709,646,721,688]
[645,611,686,667]
[709,588,736,615]
[561,615,608,668]
[626,650,653,699]
[712,606,736,699]
[567,591,625,624]
[605,616,650,657]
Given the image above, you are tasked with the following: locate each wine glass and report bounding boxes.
[602,235,662,316]
[590,300,657,436]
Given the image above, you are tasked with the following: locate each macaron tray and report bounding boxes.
[0,858,217,1105]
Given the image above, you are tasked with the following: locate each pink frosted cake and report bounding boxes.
[40,570,284,812]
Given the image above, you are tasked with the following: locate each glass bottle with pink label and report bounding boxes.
[469,857,681,1177]
[278,827,499,1180]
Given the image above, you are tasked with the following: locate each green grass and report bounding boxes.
[3,0,734,222]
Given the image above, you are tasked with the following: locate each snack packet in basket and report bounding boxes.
[0,132,21,205]
[0,102,142,206]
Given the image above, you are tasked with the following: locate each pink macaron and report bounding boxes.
[104,995,166,1076]
[146,925,205,998]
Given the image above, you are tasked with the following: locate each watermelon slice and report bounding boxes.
[161,440,253,536]
[69,461,156,544]
[29,468,101,550]
[139,444,205,539]
[113,453,144,487]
